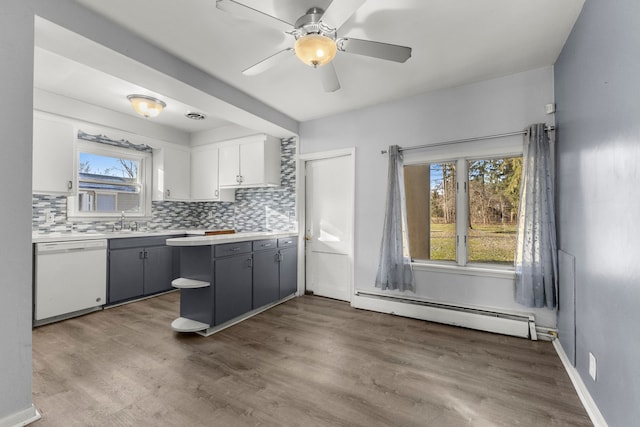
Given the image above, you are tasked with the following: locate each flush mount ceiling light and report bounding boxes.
[126,94,166,118]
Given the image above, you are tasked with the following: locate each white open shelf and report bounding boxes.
[171,277,210,289]
[171,317,209,332]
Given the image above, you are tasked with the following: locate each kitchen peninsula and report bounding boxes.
[167,231,299,336]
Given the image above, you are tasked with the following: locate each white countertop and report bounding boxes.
[32,229,298,245]
[166,231,298,247]
[33,229,199,244]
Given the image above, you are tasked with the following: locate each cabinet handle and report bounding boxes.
[247,258,253,268]
[262,243,272,247]
[215,189,219,197]
[236,175,240,183]
[239,175,244,183]
[166,189,171,197]
[67,180,73,190]
[278,252,284,262]
[139,251,145,259]
[229,247,241,252]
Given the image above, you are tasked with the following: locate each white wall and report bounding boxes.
[0,2,38,426]
[299,66,557,328]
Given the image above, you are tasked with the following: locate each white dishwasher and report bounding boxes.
[34,239,107,325]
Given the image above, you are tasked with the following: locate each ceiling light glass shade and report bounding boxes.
[127,94,166,118]
[294,34,337,68]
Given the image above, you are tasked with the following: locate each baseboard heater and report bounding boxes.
[353,291,537,340]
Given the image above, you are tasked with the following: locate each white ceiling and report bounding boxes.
[34,0,584,135]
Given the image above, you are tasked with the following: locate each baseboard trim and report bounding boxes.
[351,293,532,339]
[552,339,608,427]
[0,405,40,427]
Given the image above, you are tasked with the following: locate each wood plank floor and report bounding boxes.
[32,293,592,426]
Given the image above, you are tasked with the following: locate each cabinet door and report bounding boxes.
[239,139,264,186]
[253,248,280,309]
[33,116,74,194]
[279,247,298,298]
[191,145,218,200]
[154,146,190,201]
[143,245,174,295]
[164,147,190,200]
[218,144,240,187]
[214,254,252,325]
[108,248,144,303]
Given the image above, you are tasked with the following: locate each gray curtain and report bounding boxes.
[515,124,558,308]
[375,145,415,291]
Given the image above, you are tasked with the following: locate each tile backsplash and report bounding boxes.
[33,138,297,234]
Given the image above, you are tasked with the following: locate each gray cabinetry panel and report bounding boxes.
[279,246,297,298]
[278,237,296,248]
[109,247,144,303]
[253,239,277,251]
[214,241,252,258]
[108,235,178,304]
[144,246,174,295]
[214,254,252,325]
[253,248,280,309]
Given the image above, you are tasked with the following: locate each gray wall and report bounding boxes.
[299,67,555,324]
[0,1,36,423]
[554,1,640,426]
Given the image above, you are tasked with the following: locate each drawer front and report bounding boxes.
[278,237,297,248]
[253,239,277,251]
[214,241,252,258]
[109,235,180,250]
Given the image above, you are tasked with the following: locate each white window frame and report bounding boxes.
[68,140,152,221]
[403,136,523,272]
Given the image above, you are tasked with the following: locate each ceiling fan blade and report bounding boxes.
[320,0,366,30]
[338,38,412,63]
[242,48,295,76]
[216,0,293,32]
[318,63,340,92]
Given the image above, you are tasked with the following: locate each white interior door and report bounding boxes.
[305,154,354,302]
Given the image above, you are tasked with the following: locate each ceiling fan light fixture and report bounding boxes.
[294,34,337,68]
[127,94,166,118]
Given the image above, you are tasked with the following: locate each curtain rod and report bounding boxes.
[380,125,555,155]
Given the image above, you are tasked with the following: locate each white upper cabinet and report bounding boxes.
[219,134,281,188]
[190,144,235,202]
[33,115,75,194]
[153,146,190,201]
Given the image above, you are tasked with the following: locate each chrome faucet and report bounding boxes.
[120,211,126,230]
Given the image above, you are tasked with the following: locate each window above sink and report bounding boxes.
[68,140,152,220]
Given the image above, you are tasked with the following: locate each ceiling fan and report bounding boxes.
[216,0,412,92]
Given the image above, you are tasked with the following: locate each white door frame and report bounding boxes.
[297,148,356,301]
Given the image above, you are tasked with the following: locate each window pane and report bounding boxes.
[78,152,142,213]
[467,157,521,264]
[405,162,456,262]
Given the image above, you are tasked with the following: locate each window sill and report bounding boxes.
[411,261,515,280]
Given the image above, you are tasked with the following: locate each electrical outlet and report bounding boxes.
[588,352,597,381]
[45,211,55,224]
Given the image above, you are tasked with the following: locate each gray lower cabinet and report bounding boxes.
[253,240,280,309]
[108,236,177,304]
[214,242,253,325]
[108,247,145,303]
[279,246,297,298]
[174,235,298,330]
[278,237,298,299]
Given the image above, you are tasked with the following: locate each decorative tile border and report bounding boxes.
[32,138,297,234]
